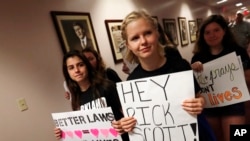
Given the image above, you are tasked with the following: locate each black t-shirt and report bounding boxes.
[128,46,188,79]
[191,45,250,69]
[79,85,129,141]
[127,54,200,93]
[128,57,190,79]
[79,85,123,120]
[164,46,182,60]
[105,68,122,84]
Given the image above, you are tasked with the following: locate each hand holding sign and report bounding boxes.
[116,70,199,141]
[119,117,137,132]
[193,52,250,108]
[182,97,205,115]
[191,61,203,72]
[51,107,122,141]
[54,127,62,140]
[111,120,125,134]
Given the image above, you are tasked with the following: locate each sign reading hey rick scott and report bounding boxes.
[193,52,250,108]
[51,107,122,141]
[116,70,199,141]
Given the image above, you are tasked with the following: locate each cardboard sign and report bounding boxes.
[52,107,122,141]
[116,70,199,141]
[193,52,250,108]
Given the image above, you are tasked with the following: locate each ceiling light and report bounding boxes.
[241,7,247,10]
[236,3,243,7]
[217,0,227,4]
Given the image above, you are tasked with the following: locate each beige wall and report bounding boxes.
[0,0,216,140]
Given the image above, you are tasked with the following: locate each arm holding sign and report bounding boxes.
[64,92,70,100]
[182,94,205,115]
[191,61,203,72]
[113,117,137,132]
[111,120,125,133]
[53,128,62,140]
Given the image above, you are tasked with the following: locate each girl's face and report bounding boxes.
[66,56,88,83]
[83,52,97,69]
[126,18,159,59]
[203,22,225,48]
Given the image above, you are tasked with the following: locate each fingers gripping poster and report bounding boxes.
[52,107,122,141]
[116,70,199,141]
[193,52,250,108]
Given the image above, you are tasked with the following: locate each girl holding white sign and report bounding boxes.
[191,14,250,141]
[64,48,122,100]
[112,10,216,141]
[54,50,129,141]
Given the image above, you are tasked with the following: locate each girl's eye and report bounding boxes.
[145,31,152,36]
[88,57,94,61]
[131,36,139,41]
[78,62,85,67]
[204,31,210,35]
[67,66,74,70]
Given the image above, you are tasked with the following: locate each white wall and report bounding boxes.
[0,0,216,140]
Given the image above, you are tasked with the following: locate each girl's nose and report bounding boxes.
[74,66,80,72]
[210,32,216,37]
[140,36,146,44]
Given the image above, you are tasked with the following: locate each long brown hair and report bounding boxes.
[82,48,106,75]
[62,50,111,110]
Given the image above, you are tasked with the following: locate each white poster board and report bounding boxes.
[116,70,199,141]
[51,107,122,141]
[193,52,250,108]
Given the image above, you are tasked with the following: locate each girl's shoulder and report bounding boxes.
[167,56,191,72]
[105,68,122,83]
[191,52,205,63]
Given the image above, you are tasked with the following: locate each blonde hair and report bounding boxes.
[121,10,164,64]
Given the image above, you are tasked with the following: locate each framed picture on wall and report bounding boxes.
[178,17,189,47]
[188,20,197,43]
[104,20,124,64]
[162,18,179,46]
[50,11,99,54]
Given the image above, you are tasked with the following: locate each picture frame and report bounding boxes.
[104,20,124,64]
[50,11,99,54]
[188,20,197,43]
[162,18,179,46]
[178,17,189,47]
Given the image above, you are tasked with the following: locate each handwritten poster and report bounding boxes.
[51,107,122,141]
[193,52,250,108]
[116,70,199,141]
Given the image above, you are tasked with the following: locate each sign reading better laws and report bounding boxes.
[116,70,199,141]
[51,107,122,141]
[193,52,250,108]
